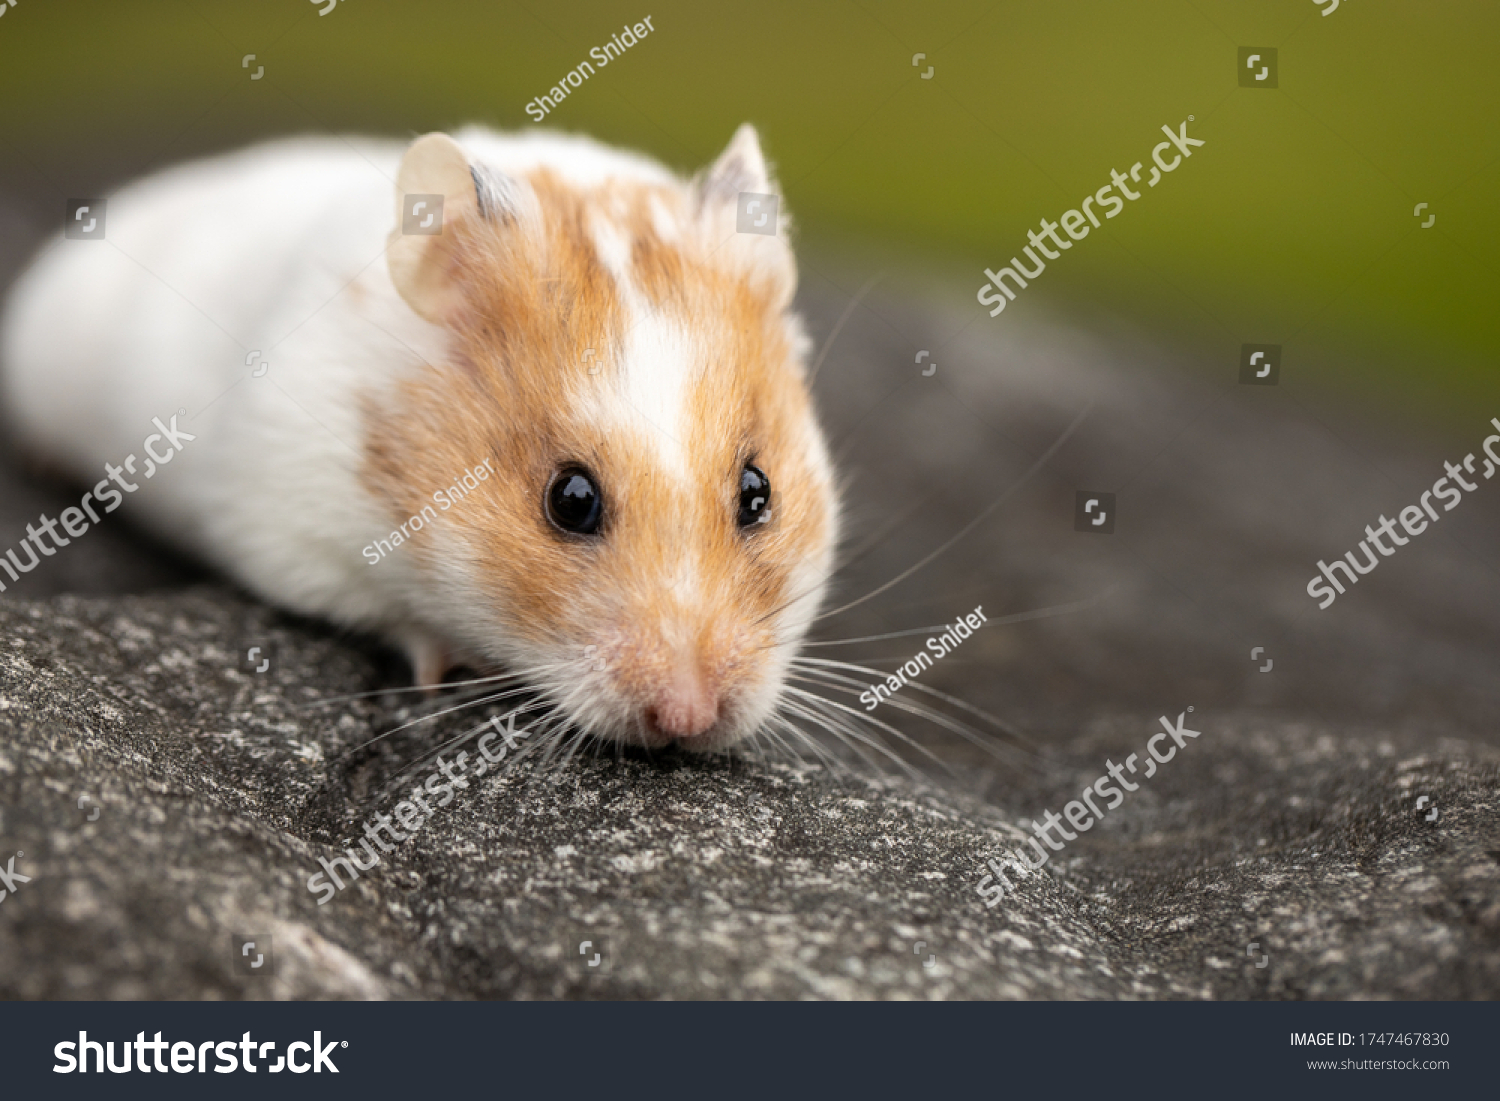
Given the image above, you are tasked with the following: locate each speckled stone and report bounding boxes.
[3,235,1499,998]
[1,589,1495,999]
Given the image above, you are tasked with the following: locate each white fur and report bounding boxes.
[1,126,833,751]
[616,312,696,484]
[0,129,690,639]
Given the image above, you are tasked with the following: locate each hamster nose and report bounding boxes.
[644,663,719,740]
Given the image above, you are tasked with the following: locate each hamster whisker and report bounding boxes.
[749,722,798,768]
[806,270,884,386]
[527,735,576,782]
[787,669,1030,770]
[518,680,631,775]
[337,683,545,763]
[376,720,489,794]
[393,702,572,807]
[773,698,889,776]
[555,727,610,773]
[364,701,566,807]
[748,729,779,767]
[372,695,555,786]
[791,655,1031,748]
[782,685,952,777]
[765,713,852,775]
[790,660,1017,746]
[825,495,928,577]
[750,714,799,768]
[777,692,932,783]
[780,699,928,782]
[809,404,1091,624]
[753,403,1092,633]
[506,702,584,774]
[294,665,551,710]
[801,624,955,648]
[378,681,538,731]
[799,594,1107,651]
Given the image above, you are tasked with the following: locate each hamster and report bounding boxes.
[0,124,840,753]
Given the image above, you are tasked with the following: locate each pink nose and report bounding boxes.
[645,664,719,740]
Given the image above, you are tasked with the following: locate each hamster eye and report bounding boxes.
[738,463,771,528]
[547,467,603,535]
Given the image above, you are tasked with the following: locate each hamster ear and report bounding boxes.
[695,124,797,303]
[698,123,772,208]
[388,132,523,324]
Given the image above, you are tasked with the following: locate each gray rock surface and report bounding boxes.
[0,589,1495,999]
[1,236,1498,998]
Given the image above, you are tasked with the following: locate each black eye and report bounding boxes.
[738,464,771,528]
[547,467,603,535]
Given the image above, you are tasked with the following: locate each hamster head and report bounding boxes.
[366,124,839,753]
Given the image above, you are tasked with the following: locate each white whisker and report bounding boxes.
[791,655,1032,747]
[775,698,886,775]
[778,692,928,782]
[336,683,546,762]
[807,270,884,386]
[787,670,1028,770]
[768,712,855,776]
[296,662,565,710]
[802,593,1109,649]
[783,685,950,777]
[810,403,1093,624]
[377,697,556,790]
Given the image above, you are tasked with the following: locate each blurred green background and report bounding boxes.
[2,0,1495,431]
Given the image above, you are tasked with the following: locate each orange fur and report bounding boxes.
[361,136,835,748]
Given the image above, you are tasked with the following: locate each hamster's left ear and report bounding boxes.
[387,132,527,324]
[696,124,797,304]
[698,123,773,208]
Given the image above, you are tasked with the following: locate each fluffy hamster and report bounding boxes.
[0,124,840,752]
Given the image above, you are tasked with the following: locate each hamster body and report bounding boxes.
[1,125,839,752]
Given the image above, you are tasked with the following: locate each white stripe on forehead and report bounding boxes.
[612,306,697,484]
[578,272,705,609]
[581,213,699,487]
